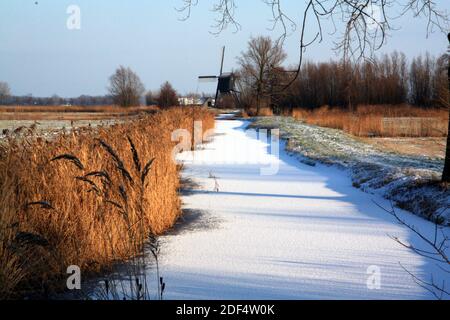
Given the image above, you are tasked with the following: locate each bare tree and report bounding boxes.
[237,36,287,114]
[410,53,435,107]
[0,81,11,104]
[145,90,157,106]
[157,81,179,108]
[108,66,145,107]
[432,53,449,106]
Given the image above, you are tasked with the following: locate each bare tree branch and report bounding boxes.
[179,0,449,88]
[374,200,449,299]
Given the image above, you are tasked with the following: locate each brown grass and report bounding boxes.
[0,107,215,299]
[244,107,274,117]
[292,105,448,137]
[0,105,159,121]
[0,105,158,114]
[362,137,446,159]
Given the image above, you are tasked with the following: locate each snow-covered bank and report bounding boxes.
[154,118,448,299]
[250,116,450,225]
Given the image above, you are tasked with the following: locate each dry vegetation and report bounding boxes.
[0,107,215,299]
[291,105,448,137]
[0,105,158,121]
[240,107,274,118]
[0,105,157,114]
[363,137,446,159]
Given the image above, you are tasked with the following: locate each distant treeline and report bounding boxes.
[0,94,114,106]
[277,52,448,111]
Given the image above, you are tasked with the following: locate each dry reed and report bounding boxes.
[0,107,215,299]
[292,105,448,137]
[244,107,274,117]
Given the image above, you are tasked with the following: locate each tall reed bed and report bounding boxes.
[0,107,215,299]
[292,105,448,137]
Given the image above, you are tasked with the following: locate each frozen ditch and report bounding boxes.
[87,117,448,300]
[152,118,449,299]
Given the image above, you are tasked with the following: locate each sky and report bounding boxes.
[0,0,449,97]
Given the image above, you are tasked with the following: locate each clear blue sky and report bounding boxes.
[0,0,449,97]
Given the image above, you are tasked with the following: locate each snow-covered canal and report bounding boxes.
[157,118,448,300]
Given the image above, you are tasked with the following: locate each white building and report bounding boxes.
[178,96,213,106]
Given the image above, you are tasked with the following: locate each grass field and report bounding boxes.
[0,105,158,114]
[0,106,215,299]
[361,137,446,159]
[0,106,158,123]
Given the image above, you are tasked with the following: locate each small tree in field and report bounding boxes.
[0,81,11,104]
[157,81,179,108]
[108,66,145,107]
[237,36,286,115]
[145,90,157,106]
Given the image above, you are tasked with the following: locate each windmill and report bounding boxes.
[198,46,239,108]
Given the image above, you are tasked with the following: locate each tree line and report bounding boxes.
[234,36,449,113]
[0,66,180,108]
[279,52,448,111]
[0,93,114,106]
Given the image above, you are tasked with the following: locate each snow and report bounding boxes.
[250,116,450,224]
[151,117,449,300]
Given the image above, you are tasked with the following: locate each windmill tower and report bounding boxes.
[198,46,239,108]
